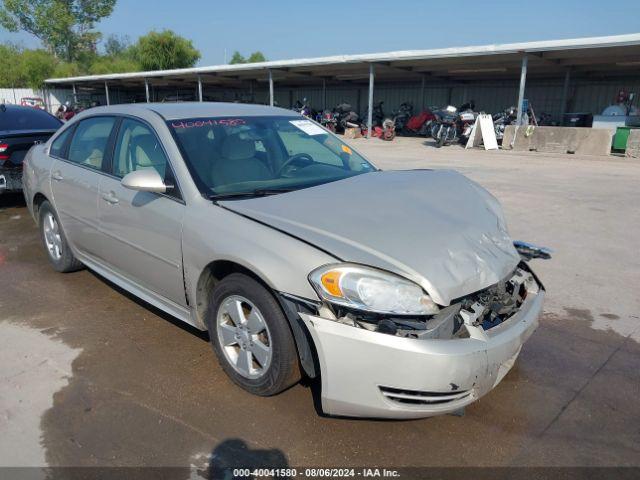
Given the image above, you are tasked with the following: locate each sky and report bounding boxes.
[2,0,640,66]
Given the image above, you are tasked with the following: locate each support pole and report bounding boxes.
[197,75,203,102]
[560,67,571,120]
[104,81,110,106]
[516,54,528,125]
[42,86,49,113]
[72,83,77,103]
[145,79,150,103]
[367,63,375,139]
[46,86,52,113]
[322,78,327,111]
[420,75,426,109]
[268,69,274,106]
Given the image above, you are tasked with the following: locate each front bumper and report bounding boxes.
[300,288,544,419]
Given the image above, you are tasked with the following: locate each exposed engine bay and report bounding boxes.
[328,263,541,340]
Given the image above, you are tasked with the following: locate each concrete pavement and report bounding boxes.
[0,138,639,470]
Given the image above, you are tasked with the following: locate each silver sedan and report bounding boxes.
[22,103,546,419]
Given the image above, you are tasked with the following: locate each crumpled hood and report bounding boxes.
[221,170,520,305]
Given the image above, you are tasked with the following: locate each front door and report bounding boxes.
[50,117,117,257]
[97,117,186,306]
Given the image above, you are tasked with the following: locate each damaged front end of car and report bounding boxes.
[278,247,549,419]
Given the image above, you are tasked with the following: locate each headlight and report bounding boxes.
[308,264,439,315]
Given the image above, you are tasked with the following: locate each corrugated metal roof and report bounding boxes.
[45,33,640,84]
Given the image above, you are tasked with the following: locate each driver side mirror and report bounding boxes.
[121,169,166,193]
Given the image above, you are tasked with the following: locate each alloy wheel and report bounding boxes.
[43,212,63,261]
[216,295,272,379]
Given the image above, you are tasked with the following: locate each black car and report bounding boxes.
[0,103,62,193]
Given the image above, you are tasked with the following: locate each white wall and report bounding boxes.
[0,87,73,113]
[0,88,40,105]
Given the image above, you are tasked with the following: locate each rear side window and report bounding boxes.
[50,127,74,158]
[67,117,116,170]
[0,106,62,131]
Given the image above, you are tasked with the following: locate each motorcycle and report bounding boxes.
[333,103,360,133]
[430,105,459,147]
[292,98,316,119]
[492,106,518,142]
[392,102,413,134]
[404,108,436,136]
[381,118,396,141]
[365,101,396,139]
[318,109,338,132]
[457,108,478,144]
[56,102,78,122]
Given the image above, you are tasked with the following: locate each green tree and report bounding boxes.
[229,51,267,64]
[52,60,83,78]
[0,44,55,88]
[129,30,200,71]
[89,55,139,75]
[229,51,246,64]
[247,51,266,63]
[0,43,21,86]
[0,0,116,61]
[103,34,130,56]
[18,48,56,88]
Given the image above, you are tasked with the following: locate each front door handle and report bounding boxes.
[101,191,119,205]
[51,171,63,181]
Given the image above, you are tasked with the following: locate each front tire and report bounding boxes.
[206,273,300,396]
[38,201,83,273]
[436,127,446,148]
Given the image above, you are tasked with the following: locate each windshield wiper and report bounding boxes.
[208,188,295,202]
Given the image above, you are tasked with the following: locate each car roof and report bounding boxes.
[81,102,299,121]
[1,103,41,113]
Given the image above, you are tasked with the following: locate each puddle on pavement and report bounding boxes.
[0,320,81,467]
[564,307,640,344]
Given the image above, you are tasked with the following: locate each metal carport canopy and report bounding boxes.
[44,33,640,135]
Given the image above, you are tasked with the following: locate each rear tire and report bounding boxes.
[206,273,300,396]
[38,201,83,273]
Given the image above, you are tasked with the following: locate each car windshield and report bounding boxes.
[167,116,376,198]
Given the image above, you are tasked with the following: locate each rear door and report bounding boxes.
[50,116,117,257]
[97,117,186,306]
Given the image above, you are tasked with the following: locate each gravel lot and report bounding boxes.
[1,137,639,471]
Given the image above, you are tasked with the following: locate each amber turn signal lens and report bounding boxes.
[320,271,343,297]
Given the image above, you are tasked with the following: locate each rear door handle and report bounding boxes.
[52,171,63,181]
[101,191,119,205]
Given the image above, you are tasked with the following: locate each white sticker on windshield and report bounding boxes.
[290,119,326,136]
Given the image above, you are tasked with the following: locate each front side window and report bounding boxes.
[67,117,116,170]
[112,118,167,179]
[50,126,74,158]
[167,116,376,198]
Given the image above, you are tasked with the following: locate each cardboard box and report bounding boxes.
[343,127,362,139]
